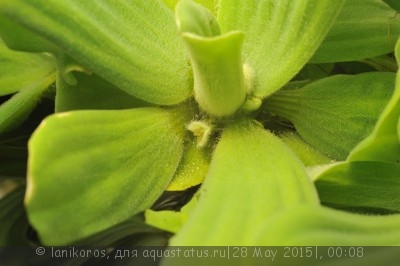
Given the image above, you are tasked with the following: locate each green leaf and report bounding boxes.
[311,0,400,63]
[314,161,400,213]
[0,38,56,134]
[55,72,151,112]
[0,39,56,96]
[26,107,188,245]
[348,39,400,163]
[217,0,345,98]
[176,0,246,116]
[266,72,396,160]
[0,14,58,53]
[256,205,400,245]
[0,0,192,105]
[168,119,318,245]
[0,72,56,134]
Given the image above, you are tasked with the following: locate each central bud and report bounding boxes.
[175,0,247,117]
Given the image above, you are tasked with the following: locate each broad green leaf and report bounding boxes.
[256,205,400,245]
[0,14,57,53]
[218,0,344,98]
[167,140,210,191]
[314,161,400,213]
[27,107,189,245]
[349,39,400,163]
[0,0,192,105]
[56,72,151,112]
[266,72,396,160]
[279,131,332,166]
[168,119,318,245]
[176,0,246,116]
[0,39,55,96]
[311,0,400,63]
[0,72,56,134]
[0,185,30,245]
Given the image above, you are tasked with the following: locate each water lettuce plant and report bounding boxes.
[1,0,400,263]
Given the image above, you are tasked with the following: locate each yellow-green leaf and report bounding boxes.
[27,107,188,245]
[167,119,318,246]
[217,0,345,98]
[0,0,192,105]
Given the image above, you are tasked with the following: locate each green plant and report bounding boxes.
[1,0,400,263]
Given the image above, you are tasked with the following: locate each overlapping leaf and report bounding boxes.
[0,15,57,53]
[311,0,400,63]
[27,107,188,245]
[348,39,400,163]
[314,161,400,213]
[217,0,345,98]
[0,39,55,96]
[0,0,192,105]
[257,205,400,245]
[167,119,318,246]
[0,75,56,134]
[266,72,396,160]
[55,72,150,112]
[311,39,400,214]
[0,41,56,134]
